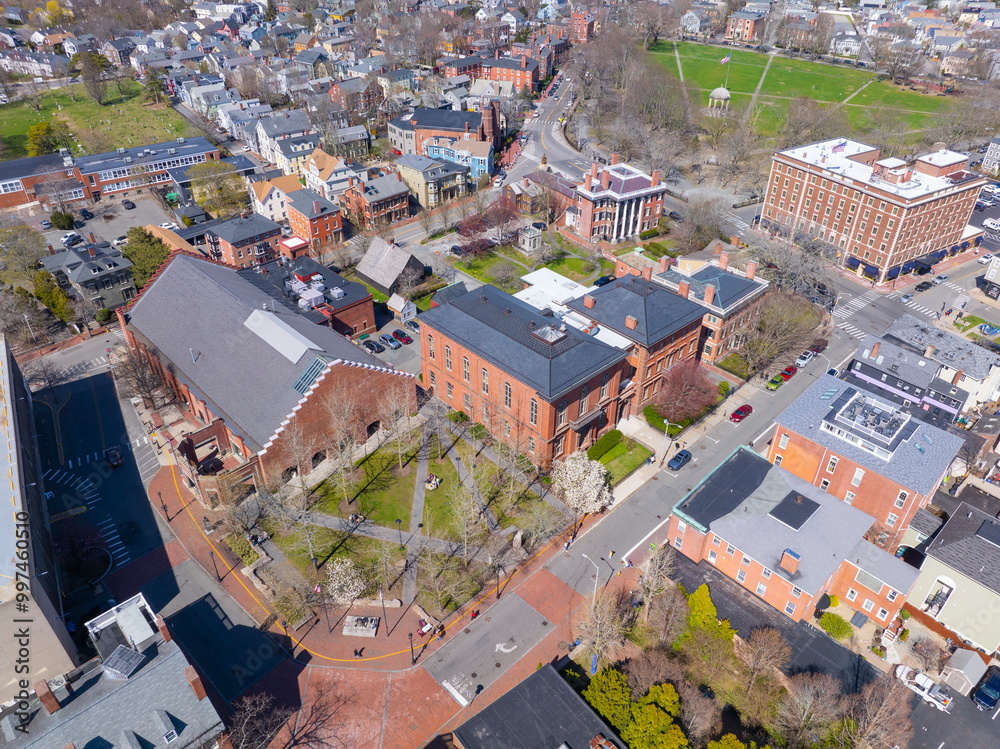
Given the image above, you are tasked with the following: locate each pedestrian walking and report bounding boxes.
[609,550,615,559]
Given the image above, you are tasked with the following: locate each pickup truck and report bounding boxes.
[894,665,953,712]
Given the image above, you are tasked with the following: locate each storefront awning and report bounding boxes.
[886,267,901,280]
[846,257,861,270]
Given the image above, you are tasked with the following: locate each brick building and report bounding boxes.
[442,55,483,78]
[339,172,411,229]
[419,284,629,466]
[388,103,502,157]
[725,9,767,41]
[206,213,283,268]
[762,138,986,284]
[286,188,343,256]
[505,171,578,219]
[564,157,667,244]
[768,375,964,549]
[329,76,385,117]
[667,447,919,625]
[570,9,595,43]
[482,53,540,92]
[118,253,413,501]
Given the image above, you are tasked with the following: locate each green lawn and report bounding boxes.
[599,439,652,486]
[954,314,986,333]
[270,525,407,590]
[352,276,389,302]
[421,449,465,540]
[758,57,870,101]
[0,81,193,159]
[454,252,526,291]
[653,41,768,96]
[544,254,597,281]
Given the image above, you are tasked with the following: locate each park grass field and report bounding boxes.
[0,81,193,160]
[758,56,870,101]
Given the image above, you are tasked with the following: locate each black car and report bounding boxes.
[915,281,934,292]
[122,199,136,210]
[668,211,684,222]
[973,666,1000,711]
[363,339,385,354]
[80,208,94,220]
[532,222,547,230]
[593,275,615,286]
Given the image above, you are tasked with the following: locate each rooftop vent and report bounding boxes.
[532,324,566,344]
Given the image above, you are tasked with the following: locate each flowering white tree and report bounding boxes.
[325,558,369,605]
[552,451,612,535]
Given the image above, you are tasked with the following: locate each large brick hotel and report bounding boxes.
[761,138,985,284]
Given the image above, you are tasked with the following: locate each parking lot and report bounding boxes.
[40,195,176,250]
[365,318,422,375]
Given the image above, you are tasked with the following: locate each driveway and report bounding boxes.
[41,195,176,248]
[368,320,422,375]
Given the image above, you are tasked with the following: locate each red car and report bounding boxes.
[392,329,413,345]
[730,404,753,423]
[781,365,798,381]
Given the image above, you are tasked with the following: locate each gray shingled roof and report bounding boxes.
[390,107,481,133]
[882,313,1000,381]
[910,507,945,539]
[209,213,281,245]
[125,255,380,450]
[565,276,705,347]
[286,188,338,219]
[927,502,1000,595]
[853,334,937,389]
[359,173,410,201]
[419,285,627,401]
[656,264,766,312]
[355,237,420,291]
[2,638,223,748]
[258,109,311,137]
[774,375,963,497]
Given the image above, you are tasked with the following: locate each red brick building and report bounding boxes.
[117,253,409,502]
[329,77,385,117]
[442,55,484,78]
[762,138,986,283]
[482,53,539,92]
[767,375,964,549]
[667,447,919,625]
[388,103,502,157]
[339,172,411,230]
[286,188,343,257]
[725,9,767,41]
[565,156,668,244]
[570,9,595,43]
[206,213,283,269]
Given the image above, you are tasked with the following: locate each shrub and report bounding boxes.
[717,380,731,398]
[50,211,74,230]
[900,609,911,621]
[469,423,489,441]
[448,410,469,423]
[899,628,910,642]
[224,533,257,567]
[95,308,111,323]
[639,228,658,240]
[181,214,194,227]
[827,594,839,608]
[819,612,852,641]
[644,405,666,432]
[587,429,623,461]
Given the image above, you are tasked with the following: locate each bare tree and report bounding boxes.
[269,422,322,569]
[80,52,107,105]
[636,545,676,622]
[114,346,165,408]
[213,474,263,534]
[325,390,360,503]
[379,399,412,469]
[738,291,819,378]
[836,675,914,749]
[774,672,844,749]
[648,585,690,647]
[417,206,435,237]
[438,199,454,233]
[450,478,485,563]
[677,681,722,748]
[911,636,947,674]
[227,692,294,749]
[738,627,792,689]
[674,194,728,253]
[577,587,632,668]
[624,648,684,700]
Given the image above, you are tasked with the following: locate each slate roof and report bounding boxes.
[355,237,420,290]
[286,188,339,219]
[258,109,312,138]
[209,213,281,245]
[484,56,539,72]
[452,664,625,749]
[579,163,663,200]
[397,154,469,181]
[39,245,132,284]
[274,133,321,157]
[358,173,410,201]
[656,263,765,312]
[565,276,704,347]
[1,637,224,748]
[431,280,468,306]
[419,284,627,401]
[910,507,945,539]
[882,313,1000,381]
[125,255,380,449]
[237,256,368,319]
[774,374,964,497]
[927,502,1000,595]
[853,334,938,388]
[390,107,482,133]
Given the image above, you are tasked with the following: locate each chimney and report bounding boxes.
[396,172,402,182]
[465,121,469,133]
[924,344,936,358]
[746,260,758,280]
[87,245,96,258]
[88,232,96,243]
[719,252,729,271]
[313,200,321,214]
[348,176,354,187]
[600,170,610,189]
[953,369,963,385]
[590,162,598,180]
[659,256,669,273]
[48,244,55,255]
[678,280,690,298]
[870,342,881,359]
[779,549,800,575]
[156,615,172,642]
[35,680,61,715]
[521,55,527,68]
[185,666,207,701]
[495,49,500,59]
[704,285,715,305]
[641,265,652,281]
[583,294,595,309]
[610,152,619,165]
[650,170,661,187]
[625,315,638,330]
[584,174,592,190]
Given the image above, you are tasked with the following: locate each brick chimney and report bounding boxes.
[155,615,172,642]
[641,265,652,281]
[746,260,757,280]
[88,232,96,243]
[651,170,660,187]
[600,170,610,189]
[313,200,321,214]
[87,245,96,258]
[870,342,881,359]
[704,285,715,305]
[523,177,529,187]
[625,315,637,330]
[495,49,500,59]
[659,256,669,273]
[465,121,469,133]
[35,680,61,715]
[953,369,963,385]
[185,666,207,701]
[521,55,527,68]
[584,174,592,190]
[677,280,690,298]
[925,345,936,358]
[719,252,729,271]
[396,172,402,182]
[348,176,354,187]
[48,244,55,255]
[590,162,598,180]
[779,549,800,575]
[610,152,619,165]
[583,294,595,309]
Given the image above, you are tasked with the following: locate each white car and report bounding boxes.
[159,222,180,231]
[794,350,815,367]
[60,231,80,243]
[986,218,1000,231]
[493,178,503,189]
[978,253,994,264]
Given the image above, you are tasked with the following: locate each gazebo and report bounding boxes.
[709,86,731,115]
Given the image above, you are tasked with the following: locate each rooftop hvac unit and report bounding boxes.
[329,286,345,300]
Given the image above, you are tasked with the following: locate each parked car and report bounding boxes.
[972,665,1000,711]
[766,374,785,391]
[113,236,128,248]
[60,231,80,244]
[392,329,413,344]
[979,254,993,264]
[40,219,52,229]
[667,449,692,471]
[159,222,180,230]
[781,365,798,380]
[363,339,385,354]
[809,338,828,354]
[915,281,933,292]
[532,222,547,230]
[405,319,420,333]
[974,203,986,212]
[593,275,615,286]
[933,275,949,285]
[985,218,1000,231]
[827,368,838,377]
[80,208,94,220]
[794,350,815,367]
[730,404,753,423]
[122,199,136,210]
[668,211,684,222]
[379,333,401,349]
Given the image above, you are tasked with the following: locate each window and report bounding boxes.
[784,602,796,616]
[429,370,436,386]
[737,569,746,582]
[820,479,830,491]
[528,437,535,453]
[774,455,782,466]
[756,583,767,596]
[851,468,864,487]
[887,589,898,602]
[446,382,453,399]
[862,599,874,612]
[846,588,858,602]
[877,608,889,621]
[708,550,717,563]
[445,346,452,370]
[712,536,721,546]
[462,356,469,381]
[481,368,489,394]
[779,433,789,449]
[557,399,567,426]
[504,382,512,408]
[555,435,565,456]
[464,393,471,411]
[727,543,735,554]
[845,491,855,505]
[792,586,802,598]
[886,513,898,527]
[674,536,683,550]
[827,456,838,473]
[741,555,751,566]
[529,399,538,426]
[762,568,772,579]
[895,491,907,509]
[677,520,687,533]
[600,373,609,399]
[579,385,589,416]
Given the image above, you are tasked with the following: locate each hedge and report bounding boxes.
[587,429,623,461]
[644,405,666,432]
[51,211,74,230]
[639,229,658,240]
[448,410,470,423]
[819,612,852,641]
[224,533,258,567]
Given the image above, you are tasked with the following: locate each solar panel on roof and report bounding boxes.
[103,645,146,680]
[976,519,1000,549]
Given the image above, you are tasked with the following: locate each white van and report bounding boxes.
[985,218,1000,231]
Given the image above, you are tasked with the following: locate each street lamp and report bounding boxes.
[581,553,599,601]
[658,422,684,468]
[409,632,415,665]
[396,518,403,549]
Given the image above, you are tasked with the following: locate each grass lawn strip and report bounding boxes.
[544,254,597,281]
[600,439,653,486]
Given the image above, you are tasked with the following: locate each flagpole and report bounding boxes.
[725,59,730,89]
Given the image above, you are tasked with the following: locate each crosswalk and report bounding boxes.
[885,291,938,318]
[43,468,131,568]
[109,327,126,343]
[54,356,108,381]
[837,322,868,340]
[832,290,878,319]
[723,211,751,234]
